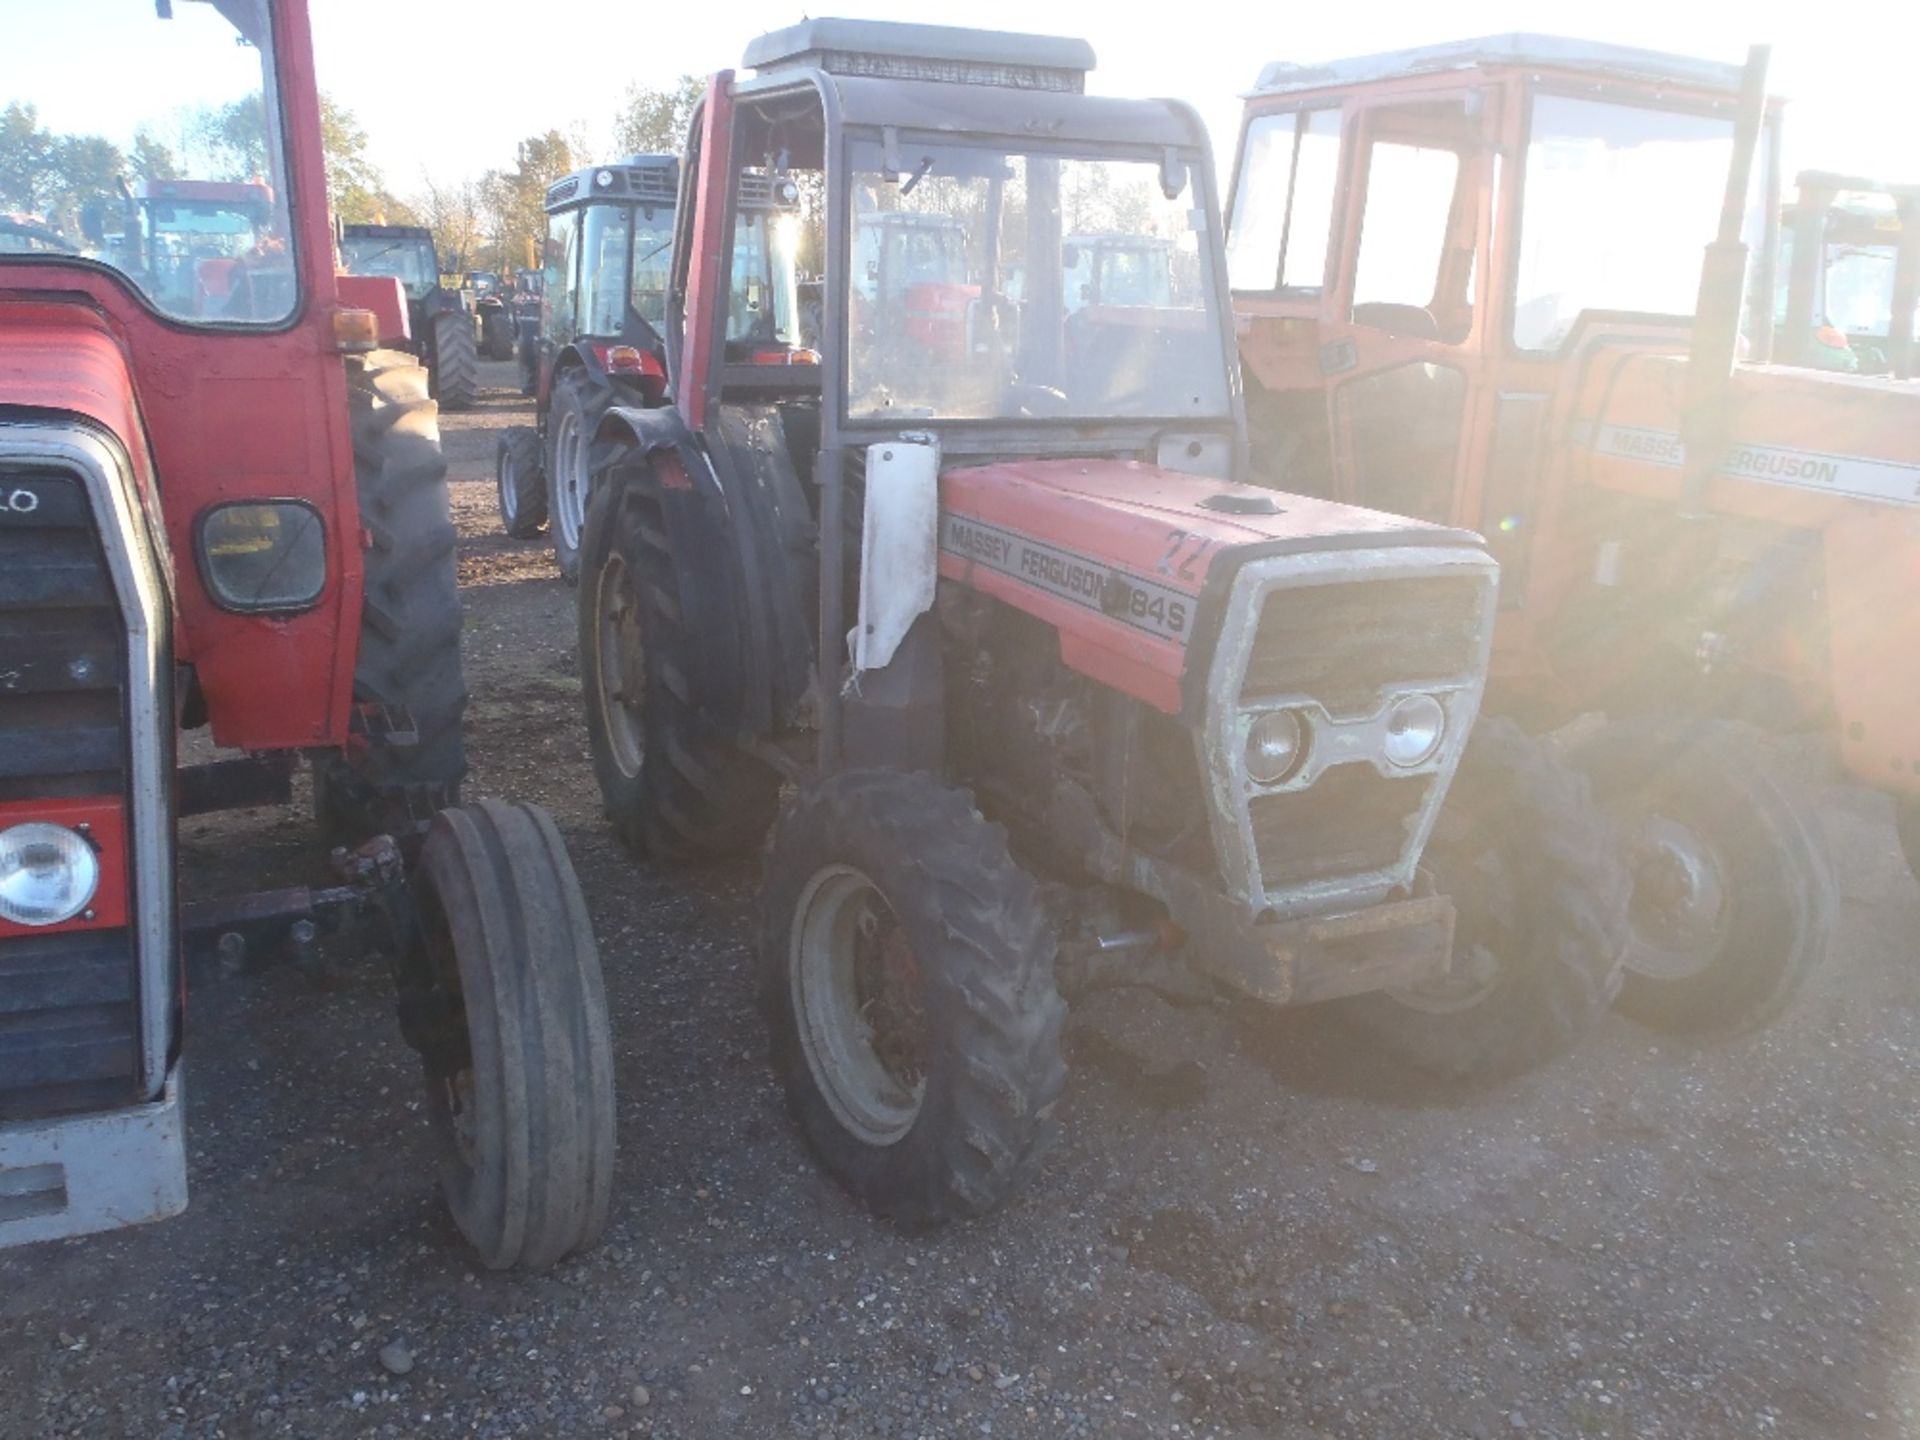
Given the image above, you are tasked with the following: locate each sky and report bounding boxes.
[298,0,1919,195]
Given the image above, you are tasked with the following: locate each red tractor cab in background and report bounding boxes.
[0,0,612,1270]
[1776,171,1920,376]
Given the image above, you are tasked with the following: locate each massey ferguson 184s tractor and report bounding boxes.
[0,0,612,1270]
[1219,35,1920,1033]
[577,20,1628,1226]
[338,222,483,409]
[493,155,681,575]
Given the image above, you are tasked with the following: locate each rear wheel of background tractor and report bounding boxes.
[495,426,546,538]
[429,309,479,412]
[577,465,780,861]
[481,308,515,361]
[759,770,1068,1228]
[408,798,614,1271]
[314,349,468,845]
[1569,718,1836,1036]
[1332,717,1630,1081]
[546,370,599,582]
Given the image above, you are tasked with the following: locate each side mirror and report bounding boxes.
[1159,149,1189,201]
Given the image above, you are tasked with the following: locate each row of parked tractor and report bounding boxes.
[1,5,1915,1274]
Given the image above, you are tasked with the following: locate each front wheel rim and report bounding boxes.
[790,866,928,1146]
[555,409,587,552]
[594,551,646,779]
[1621,812,1730,981]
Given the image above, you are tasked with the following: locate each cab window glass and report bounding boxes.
[578,204,632,336]
[1352,142,1461,312]
[544,210,578,343]
[1227,108,1341,293]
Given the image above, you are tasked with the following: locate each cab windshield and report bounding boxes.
[340,235,439,300]
[0,0,297,325]
[845,140,1226,422]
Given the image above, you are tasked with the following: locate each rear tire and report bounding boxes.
[481,308,515,361]
[410,799,614,1271]
[314,349,468,845]
[1570,718,1836,1035]
[546,369,599,582]
[495,427,546,538]
[429,310,479,412]
[577,465,780,861]
[1332,717,1630,1081]
[759,770,1067,1227]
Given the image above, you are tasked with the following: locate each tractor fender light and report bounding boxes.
[333,307,379,352]
[0,822,100,927]
[196,500,328,614]
[604,345,647,374]
[1383,693,1446,768]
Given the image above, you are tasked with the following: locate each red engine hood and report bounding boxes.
[0,302,154,495]
[938,458,1475,713]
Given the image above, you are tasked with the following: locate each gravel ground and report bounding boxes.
[4,364,1918,1439]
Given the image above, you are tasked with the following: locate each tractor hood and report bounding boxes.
[938,457,1483,713]
[0,302,155,498]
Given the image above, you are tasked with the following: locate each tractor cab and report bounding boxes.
[125,178,287,321]
[1777,171,1919,376]
[340,223,442,302]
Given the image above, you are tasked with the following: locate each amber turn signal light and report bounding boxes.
[333,308,380,353]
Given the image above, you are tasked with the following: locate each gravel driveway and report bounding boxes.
[5,365,1917,1440]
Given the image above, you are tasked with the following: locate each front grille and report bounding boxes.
[1249,764,1432,890]
[0,473,127,800]
[1239,574,1485,717]
[0,929,140,1121]
[0,466,140,1116]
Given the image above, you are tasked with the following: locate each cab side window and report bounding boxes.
[1227,108,1341,294]
[544,210,579,345]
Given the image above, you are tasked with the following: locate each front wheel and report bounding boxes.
[1570,718,1836,1035]
[1897,799,1920,891]
[546,370,598,582]
[1332,717,1630,1081]
[760,771,1067,1227]
[481,309,515,361]
[408,799,614,1271]
[495,426,546,538]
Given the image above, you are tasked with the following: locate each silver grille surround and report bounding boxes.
[1196,545,1498,919]
[0,422,175,1102]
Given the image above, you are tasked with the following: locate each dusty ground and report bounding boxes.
[5,364,1919,1439]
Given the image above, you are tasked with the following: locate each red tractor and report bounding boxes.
[577,20,1628,1226]
[1220,35,1920,1034]
[0,0,612,1270]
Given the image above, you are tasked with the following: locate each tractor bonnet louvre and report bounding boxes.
[744,18,1095,93]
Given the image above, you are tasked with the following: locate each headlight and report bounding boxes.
[596,169,615,189]
[1383,693,1446,768]
[0,822,100,927]
[1245,709,1307,784]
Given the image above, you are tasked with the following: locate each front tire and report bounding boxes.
[1570,718,1836,1035]
[481,308,515,361]
[546,369,598,582]
[759,770,1068,1227]
[410,799,614,1271]
[495,426,546,538]
[315,349,468,845]
[577,465,779,861]
[429,310,479,412]
[1332,717,1630,1081]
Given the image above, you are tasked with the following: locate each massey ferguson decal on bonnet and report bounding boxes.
[940,514,1193,642]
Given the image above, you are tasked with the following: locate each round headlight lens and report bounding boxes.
[1245,709,1307,784]
[1383,693,1446,768]
[595,169,615,188]
[0,822,100,927]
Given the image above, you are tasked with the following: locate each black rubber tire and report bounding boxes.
[481,308,515,361]
[413,799,614,1271]
[495,426,546,538]
[1898,799,1920,891]
[1569,718,1837,1035]
[429,309,479,411]
[759,769,1068,1227]
[545,369,599,582]
[1332,717,1630,1081]
[577,464,780,861]
[314,349,468,845]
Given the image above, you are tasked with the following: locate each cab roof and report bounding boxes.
[1250,33,1746,99]
[744,18,1095,93]
[546,155,678,213]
